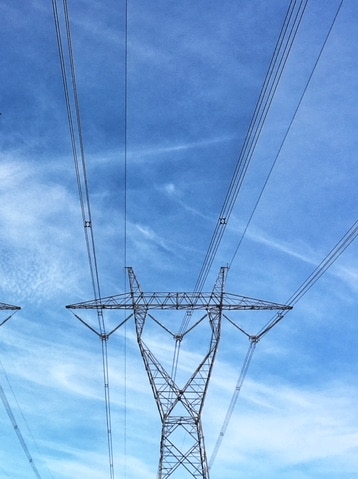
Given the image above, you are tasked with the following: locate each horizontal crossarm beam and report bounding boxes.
[0,302,21,311]
[66,292,292,311]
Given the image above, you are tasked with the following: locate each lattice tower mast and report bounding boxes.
[67,267,291,479]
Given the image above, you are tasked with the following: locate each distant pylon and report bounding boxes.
[67,267,291,478]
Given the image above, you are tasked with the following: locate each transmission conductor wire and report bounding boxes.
[0,381,42,479]
[209,4,346,462]
[229,0,344,269]
[52,2,115,478]
[191,0,308,299]
[63,0,104,312]
[123,0,129,476]
[208,338,257,469]
[177,0,308,340]
[170,0,308,414]
[52,0,103,319]
[0,325,49,478]
[63,4,115,473]
[258,218,358,339]
[209,218,358,469]
[171,0,308,384]
[0,466,10,478]
[0,360,57,479]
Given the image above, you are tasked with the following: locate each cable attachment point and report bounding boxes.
[84,220,91,228]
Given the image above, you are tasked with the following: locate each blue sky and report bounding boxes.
[1,1,358,478]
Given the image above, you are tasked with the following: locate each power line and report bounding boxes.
[173,0,308,387]
[0,304,52,479]
[0,305,43,479]
[52,1,115,477]
[258,218,358,339]
[0,377,42,479]
[208,338,257,468]
[54,0,104,312]
[124,0,129,276]
[168,0,309,427]
[209,218,358,467]
[209,3,345,464]
[176,0,308,341]
[0,359,55,479]
[229,0,344,268]
[123,1,129,477]
[191,0,309,299]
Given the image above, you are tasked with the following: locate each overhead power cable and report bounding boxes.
[0,306,43,478]
[123,1,129,476]
[208,4,345,464]
[209,218,358,468]
[52,0,103,314]
[0,359,55,479]
[123,0,129,277]
[208,338,257,469]
[191,0,309,299]
[172,1,308,390]
[258,218,358,339]
[172,0,308,417]
[0,381,42,479]
[52,1,115,478]
[229,0,344,268]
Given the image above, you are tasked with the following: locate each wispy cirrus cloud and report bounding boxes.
[205,376,358,478]
[0,159,86,303]
[128,135,237,162]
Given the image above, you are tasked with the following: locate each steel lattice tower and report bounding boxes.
[128,267,226,479]
[67,267,291,479]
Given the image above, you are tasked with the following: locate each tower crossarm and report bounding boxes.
[0,302,21,311]
[0,302,21,328]
[66,291,291,312]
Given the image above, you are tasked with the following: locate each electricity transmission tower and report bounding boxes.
[67,267,291,479]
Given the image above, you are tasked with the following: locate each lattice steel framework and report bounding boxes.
[67,267,291,479]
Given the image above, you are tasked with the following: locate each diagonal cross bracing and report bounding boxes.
[66,267,291,479]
